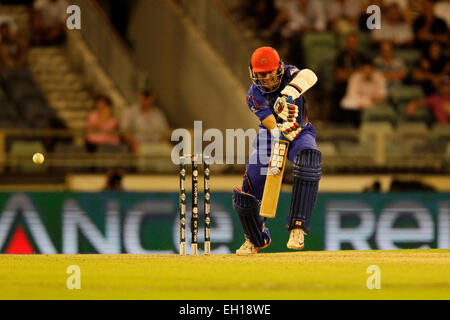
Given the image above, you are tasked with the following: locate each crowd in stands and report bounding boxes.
[84,87,171,155]
[240,0,450,128]
[0,0,172,158]
[1,0,448,165]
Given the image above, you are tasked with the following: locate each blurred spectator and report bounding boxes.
[272,0,326,37]
[434,0,450,27]
[241,0,278,34]
[270,0,326,65]
[412,0,448,50]
[412,42,450,95]
[31,0,69,46]
[103,167,124,191]
[340,58,387,127]
[85,95,120,152]
[384,0,412,22]
[373,41,407,89]
[333,33,367,120]
[0,15,17,37]
[406,76,450,124]
[371,3,414,47]
[326,0,362,34]
[0,22,28,73]
[121,88,170,154]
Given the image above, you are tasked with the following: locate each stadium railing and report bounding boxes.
[71,0,141,104]
[176,0,253,87]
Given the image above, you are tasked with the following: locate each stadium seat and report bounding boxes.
[361,103,397,125]
[137,143,173,173]
[359,121,393,146]
[446,143,450,157]
[389,85,424,108]
[396,121,428,135]
[360,121,393,134]
[303,32,336,49]
[386,140,410,156]
[431,124,450,141]
[393,49,421,66]
[337,141,374,157]
[412,140,445,154]
[304,46,337,71]
[397,103,434,125]
[54,143,86,153]
[97,144,129,153]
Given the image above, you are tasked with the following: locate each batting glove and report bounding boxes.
[274,96,298,122]
[276,121,302,141]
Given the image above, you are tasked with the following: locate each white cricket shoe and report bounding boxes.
[235,227,271,256]
[286,228,305,250]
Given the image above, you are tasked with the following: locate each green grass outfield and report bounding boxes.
[0,249,449,300]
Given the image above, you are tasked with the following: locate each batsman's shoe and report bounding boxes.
[236,227,271,256]
[286,228,305,250]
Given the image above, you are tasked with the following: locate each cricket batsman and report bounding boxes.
[233,46,322,255]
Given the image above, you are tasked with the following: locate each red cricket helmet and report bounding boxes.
[249,47,284,93]
[251,47,281,72]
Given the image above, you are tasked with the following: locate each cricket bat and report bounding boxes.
[260,139,289,218]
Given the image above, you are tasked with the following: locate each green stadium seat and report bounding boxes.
[412,140,445,154]
[397,103,434,125]
[446,142,450,157]
[360,121,394,133]
[359,121,393,145]
[303,32,336,49]
[393,49,421,66]
[54,143,86,153]
[431,124,450,139]
[316,57,336,92]
[389,85,424,108]
[386,140,410,156]
[10,140,47,172]
[97,144,129,153]
[337,141,373,157]
[361,103,397,125]
[395,121,428,135]
[137,143,173,173]
[304,46,338,72]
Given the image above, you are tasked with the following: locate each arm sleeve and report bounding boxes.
[247,94,273,122]
[280,69,318,99]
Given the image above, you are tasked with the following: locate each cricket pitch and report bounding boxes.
[0,249,449,300]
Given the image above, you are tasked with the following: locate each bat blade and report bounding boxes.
[260,139,289,218]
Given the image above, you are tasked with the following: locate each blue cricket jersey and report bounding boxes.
[246,65,311,133]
